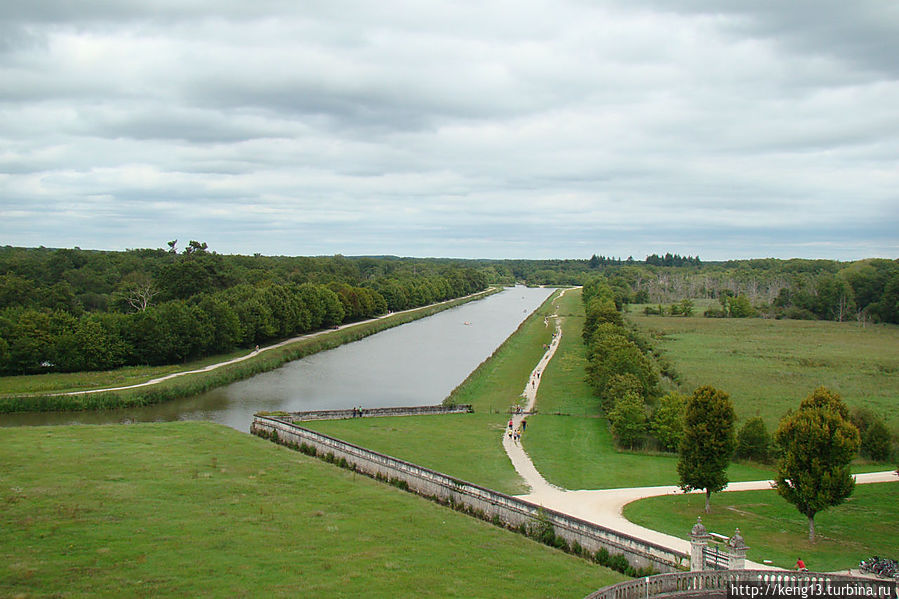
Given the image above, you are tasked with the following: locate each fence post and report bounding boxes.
[690,517,709,572]
[727,528,748,570]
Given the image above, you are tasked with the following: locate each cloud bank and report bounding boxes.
[1,0,897,259]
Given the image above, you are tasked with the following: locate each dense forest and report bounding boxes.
[1,244,897,376]
[0,243,488,375]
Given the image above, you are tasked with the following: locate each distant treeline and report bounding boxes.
[0,243,487,375]
[2,244,897,375]
[492,255,898,325]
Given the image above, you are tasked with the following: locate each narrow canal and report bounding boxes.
[3,286,556,431]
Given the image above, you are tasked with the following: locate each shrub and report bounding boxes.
[862,420,893,462]
[651,392,687,452]
[735,417,771,463]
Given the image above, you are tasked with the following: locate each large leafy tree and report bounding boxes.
[677,386,736,513]
[774,387,860,542]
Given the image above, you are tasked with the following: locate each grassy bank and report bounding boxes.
[0,289,498,414]
[304,290,561,494]
[0,422,625,598]
[443,290,558,414]
[628,311,899,435]
[623,482,899,572]
[524,289,773,489]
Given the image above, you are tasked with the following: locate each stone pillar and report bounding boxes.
[690,516,709,571]
[727,528,748,570]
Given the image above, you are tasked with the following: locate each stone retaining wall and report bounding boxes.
[276,404,473,422]
[252,415,689,573]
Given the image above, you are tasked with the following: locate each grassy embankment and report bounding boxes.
[0,289,498,414]
[523,289,773,490]
[623,484,898,572]
[0,422,625,598]
[304,289,560,495]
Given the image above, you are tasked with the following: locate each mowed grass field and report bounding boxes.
[627,310,899,435]
[0,422,626,598]
[623,482,899,572]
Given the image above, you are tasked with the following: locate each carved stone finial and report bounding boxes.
[691,516,707,537]
[729,527,746,549]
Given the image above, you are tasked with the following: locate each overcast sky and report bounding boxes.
[1,1,897,261]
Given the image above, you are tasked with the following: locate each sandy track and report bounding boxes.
[500,288,898,568]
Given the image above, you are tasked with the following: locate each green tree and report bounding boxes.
[734,417,771,463]
[677,386,736,513]
[774,387,860,542]
[608,392,647,450]
[586,336,657,402]
[727,294,756,318]
[602,373,644,413]
[651,392,687,452]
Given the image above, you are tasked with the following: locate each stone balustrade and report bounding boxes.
[584,569,895,599]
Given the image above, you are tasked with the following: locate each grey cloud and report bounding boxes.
[1,1,896,261]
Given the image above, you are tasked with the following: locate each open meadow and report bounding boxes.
[0,422,625,598]
[627,310,899,436]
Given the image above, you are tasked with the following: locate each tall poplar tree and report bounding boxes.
[774,387,860,542]
[677,386,736,513]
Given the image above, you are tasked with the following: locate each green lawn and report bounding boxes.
[623,481,899,572]
[0,422,625,598]
[628,313,899,435]
[304,413,528,495]
[524,415,774,490]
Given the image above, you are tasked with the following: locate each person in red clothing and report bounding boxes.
[796,558,807,571]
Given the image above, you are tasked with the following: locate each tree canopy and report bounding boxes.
[774,387,861,542]
[677,385,737,513]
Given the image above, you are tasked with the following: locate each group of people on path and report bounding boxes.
[351,406,364,418]
[507,415,527,444]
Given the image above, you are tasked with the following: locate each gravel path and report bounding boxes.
[499,288,899,568]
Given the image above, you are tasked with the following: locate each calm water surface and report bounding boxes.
[3,286,555,431]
